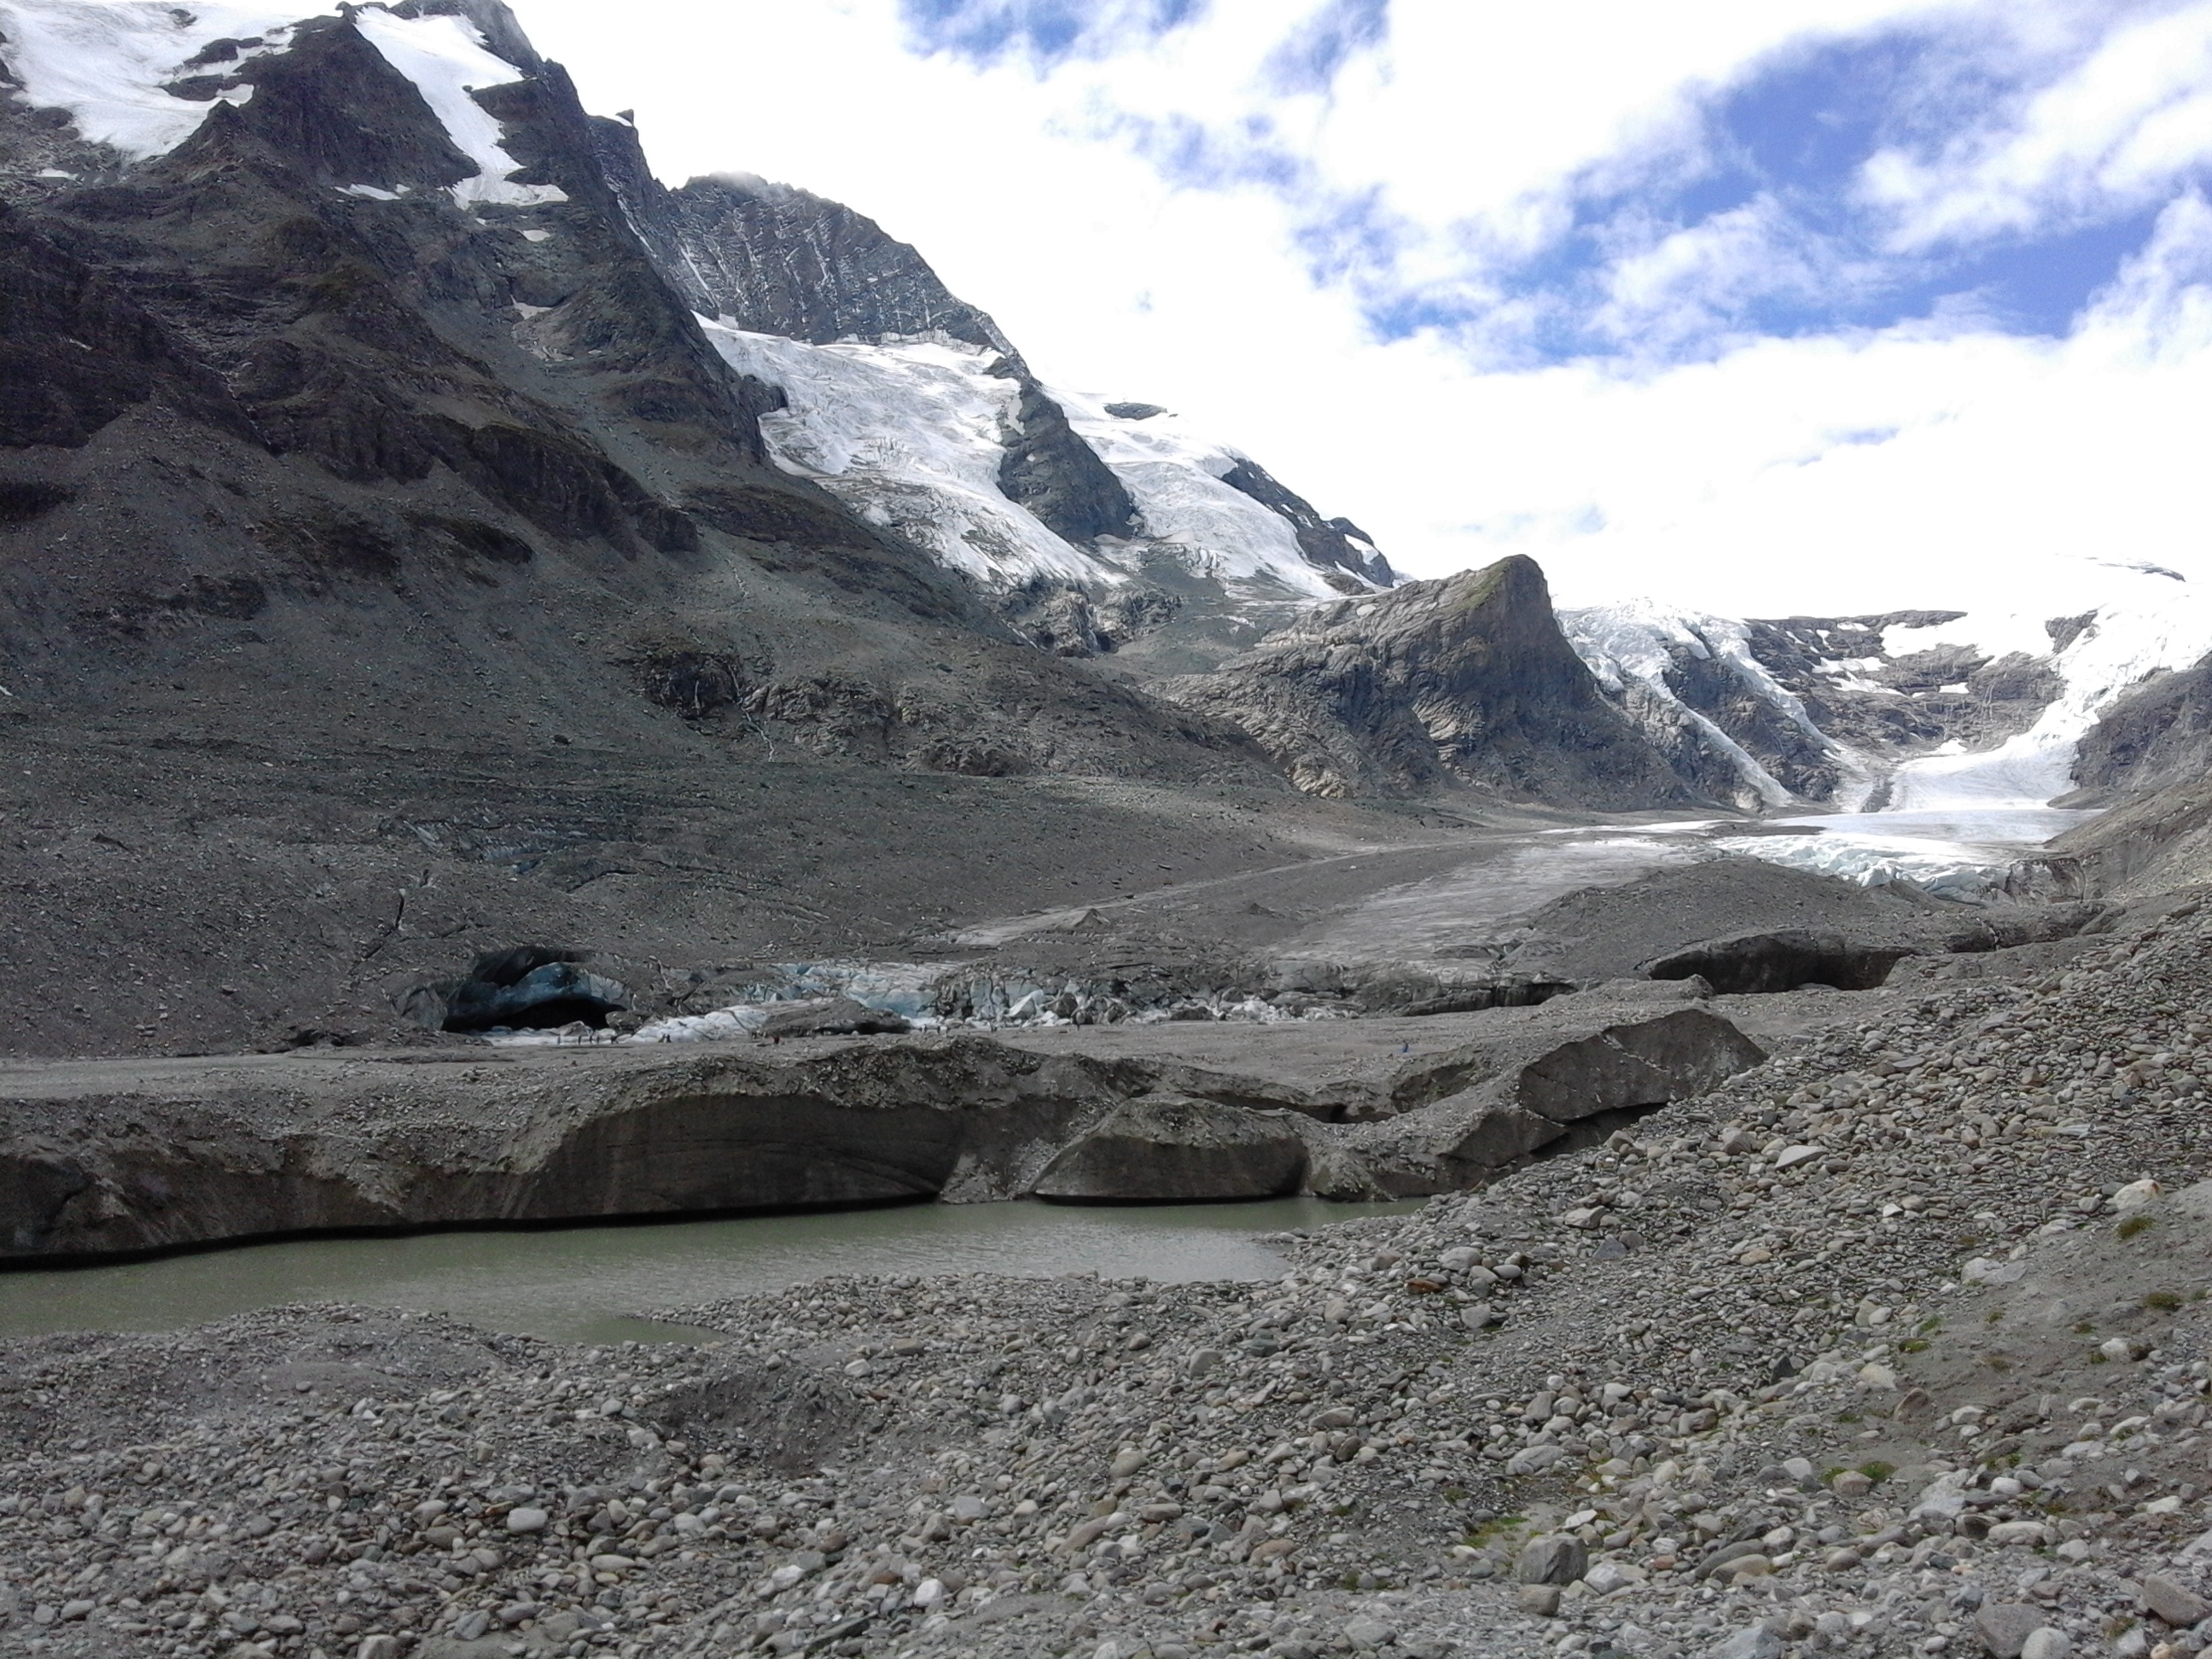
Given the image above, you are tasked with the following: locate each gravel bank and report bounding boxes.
[6,897,2212,1659]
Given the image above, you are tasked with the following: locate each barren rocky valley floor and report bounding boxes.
[9,875,2212,1659]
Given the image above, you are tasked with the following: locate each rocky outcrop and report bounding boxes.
[2070,651,2212,803]
[0,1000,1768,1257]
[1031,1094,1311,1202]
[1345,1008,1768,1194]
[1157,556,1701,804]
[2040,652,2212,898]
[2053,778,2212,899]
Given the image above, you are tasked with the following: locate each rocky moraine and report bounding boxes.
[6,898,2212,1659]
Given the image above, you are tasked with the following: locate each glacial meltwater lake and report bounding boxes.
[0,1197,1414,1347]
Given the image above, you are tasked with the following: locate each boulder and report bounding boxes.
[1032,1095,1307,1202]
[1516,1534,1587,1586]
[1973,1603,2048,1658]
[2139,1574,2211,1627]
[1510,1009,1767,1122]
[755,998,911,1039]
[1347,1005,1767,1193]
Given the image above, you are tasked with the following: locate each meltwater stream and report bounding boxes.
[0,1198,1410,1347]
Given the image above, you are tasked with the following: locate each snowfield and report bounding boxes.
[1052,387,1352,600]
[695,325,1119,590]
[696,323,1371,603]
[1882,586,2212,812]
[0,0,561,207]
[0,0,309,155]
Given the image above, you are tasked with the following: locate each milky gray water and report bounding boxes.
[0,1197,1406,1346]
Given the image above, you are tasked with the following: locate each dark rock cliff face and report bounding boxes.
[1746,614,2062,768]
[1215,457,1396,591]
[1157,556,1700,805]
[2072,653,2212,800]
[2049,652,2212,896]
[588,131,1009,350]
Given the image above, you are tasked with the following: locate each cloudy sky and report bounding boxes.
[507,0,2212,619]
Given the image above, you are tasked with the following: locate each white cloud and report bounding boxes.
[1866,1,2212,247]
[502,0,2212,626]
[1587,195,1875,350]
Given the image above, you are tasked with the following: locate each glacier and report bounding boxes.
[695,323,1373,608]
[1880,588,2212,812]
[1562,600,1848,811]
[1569,575,2212,899]
[1051,387,1353,601]
[695,324,1120,590]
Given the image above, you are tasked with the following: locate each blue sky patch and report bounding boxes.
[900,0,1207,67]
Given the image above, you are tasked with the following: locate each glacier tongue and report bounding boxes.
[1569,581,2212,819]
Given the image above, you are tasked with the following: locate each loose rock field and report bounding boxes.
[8,899,2212,1659]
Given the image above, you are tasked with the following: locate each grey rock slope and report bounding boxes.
[2069,649,2212,804]
[1158,557,1700,805]
[2052,652,2212,896]
[0,0,1429,1056]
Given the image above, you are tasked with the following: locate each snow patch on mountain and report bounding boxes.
[351,9,562,208]
[0,0,305,155]
[0,0,557,207]
[698,323,1371,604]
[1053,390,1350,602]
[697,323,1118,589]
